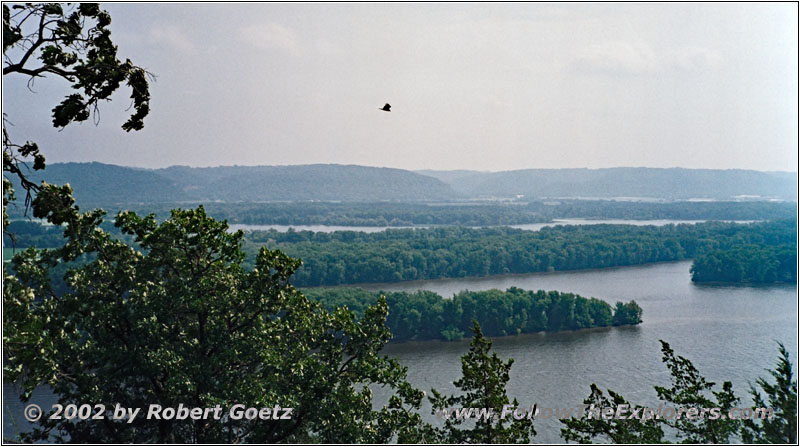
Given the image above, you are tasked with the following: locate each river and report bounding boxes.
[368,261,797,443]
[227,219,744,233]
[4,261,795,442]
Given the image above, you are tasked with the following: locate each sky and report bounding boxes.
[3,2,798,172]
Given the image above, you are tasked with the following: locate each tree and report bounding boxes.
[612,300,642,326]
[3,2,151,232]
[561,340,798,444]
[4,205,430,442]
[741,343,798,444]
[560,384,664,444]
[653,340,741,443]
[2,6,436,441]
[428,321,536,443]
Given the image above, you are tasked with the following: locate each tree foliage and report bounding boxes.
[242,220,796,287]
[741,343,798,444]
[428,322,536,443]
[3,2,150,232]
[306,287,642,342]
[691,244,797,284]
[4,205,431,442]
[653,341,741,443]
[561,341,796,444]
[560,384,664,444]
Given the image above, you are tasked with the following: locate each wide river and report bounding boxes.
[227,218,721,233]
[4,261,795,442]
[366,261,797,443]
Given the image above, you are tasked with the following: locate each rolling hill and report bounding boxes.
[9,163,461,205]
[420,167,797,201]
[7,163,796,206]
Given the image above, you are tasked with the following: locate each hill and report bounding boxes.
[159,164,460,202]
[11,162,182,204]
[8,164,796,207]
[419,167,797,201]
[9,163,461,205]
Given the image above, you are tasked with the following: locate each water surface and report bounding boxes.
[229,219,738,233]
[372,261,797,443]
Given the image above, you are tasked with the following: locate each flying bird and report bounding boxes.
[379,103,391,112]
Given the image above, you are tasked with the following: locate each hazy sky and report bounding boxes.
[3,3,797,172]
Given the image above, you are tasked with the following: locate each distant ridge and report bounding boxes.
[419,167,797,201]
[8,163,796,205]
[11,162,461,204]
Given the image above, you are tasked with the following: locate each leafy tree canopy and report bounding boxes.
[4,205,430,442]
[3,2,151,231]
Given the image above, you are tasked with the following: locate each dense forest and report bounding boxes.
[7,199,795,247]
[545,200,795,221]
[691,244,797,283]
[10,199,787,227]
[303,287,643,341]
[7,195,795,226]
[243,220,796,286]
[6,217,795,287]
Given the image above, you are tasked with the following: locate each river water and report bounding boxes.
[368,261,797,443]
[228,218,727,233]
[5,261,795,442]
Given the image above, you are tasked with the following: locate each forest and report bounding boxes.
[303,287,643,341]
[6,217,795,288]
[8,197,795,227]
[691,243,797,283]
[242,220,796,286]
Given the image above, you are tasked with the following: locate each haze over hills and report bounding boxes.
[14,163,461,204]
[420,168,798,201]
[9,163,797,205]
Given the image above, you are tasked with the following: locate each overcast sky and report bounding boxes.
[3,3,797,172]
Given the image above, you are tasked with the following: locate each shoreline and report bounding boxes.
[301,259,694,292]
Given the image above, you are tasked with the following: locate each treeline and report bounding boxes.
[7,217,796,287]
[247,220,796,287]
[7,199,794,227]
[125,201,544,226]
[691,244,797,284]
[180,200,793,226]
[3,220,64,248]
[548,200,795,221]
[3,219,129,251]
[303,287,642,341]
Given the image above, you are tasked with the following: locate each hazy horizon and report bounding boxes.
[40,160,799,175]
[4,3,797,172]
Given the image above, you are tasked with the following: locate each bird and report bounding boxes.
[379,103,391,112]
